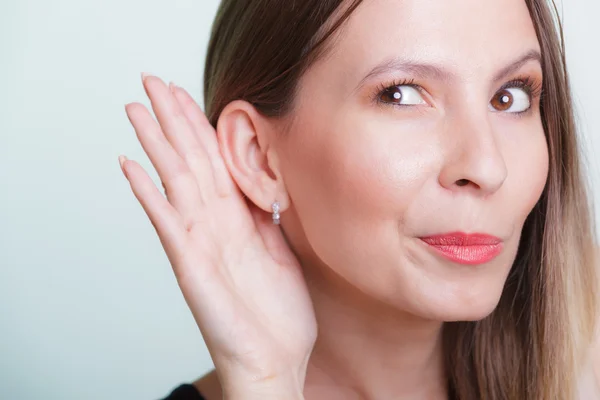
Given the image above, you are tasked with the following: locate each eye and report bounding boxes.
[489,87,530,113]
[378,85,427,106]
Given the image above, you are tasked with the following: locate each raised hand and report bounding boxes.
[120,73,316,398]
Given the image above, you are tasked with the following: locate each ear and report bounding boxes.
[215,99,290,214]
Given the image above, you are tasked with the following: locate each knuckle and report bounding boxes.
[171,170,196,189]
[164,162,195,192]
[171,102,186,118]
[173,112,190,129]
[169,159,191,178]
[184,148,208,167]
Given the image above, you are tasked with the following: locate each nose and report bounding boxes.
[438,111,508,197]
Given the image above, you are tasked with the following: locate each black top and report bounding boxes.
[161,384,206,400]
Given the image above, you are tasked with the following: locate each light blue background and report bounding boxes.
[1,0,598,399]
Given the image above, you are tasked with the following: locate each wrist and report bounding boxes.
[222,371,305,400]
[223,383,304,400]
[223,387,304,400]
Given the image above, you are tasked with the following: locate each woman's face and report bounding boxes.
[274,0,548,320]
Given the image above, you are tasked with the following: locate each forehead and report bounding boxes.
[310,0,540,85]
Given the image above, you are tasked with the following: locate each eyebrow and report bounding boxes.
[354,49,542,91]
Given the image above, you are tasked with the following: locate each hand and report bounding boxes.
[120,73,316,397]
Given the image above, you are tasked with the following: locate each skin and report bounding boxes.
[122,0,600,398]
[207,0,548,398]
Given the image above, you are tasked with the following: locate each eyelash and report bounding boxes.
[372,75,544,117]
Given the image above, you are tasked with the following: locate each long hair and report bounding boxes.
[202,1,599,398]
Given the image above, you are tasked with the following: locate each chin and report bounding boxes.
[440,304,500,322]
[413,288,505,322]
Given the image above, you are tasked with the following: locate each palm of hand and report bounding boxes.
[120,74,317,384]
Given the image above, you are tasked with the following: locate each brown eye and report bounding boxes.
[380,87,402,103]
[488,87,530,113]
[379,85,426,106]
[491,89,513,111]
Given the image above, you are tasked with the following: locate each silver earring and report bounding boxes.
[271,200,281,225]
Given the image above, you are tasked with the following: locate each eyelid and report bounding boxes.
[372,78,432,107]
[372,74,542,110]
[497,75,543,99]
[492,75,542,116]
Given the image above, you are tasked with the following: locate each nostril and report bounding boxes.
[456,179,469,187]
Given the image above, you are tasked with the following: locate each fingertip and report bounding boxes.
[119,155,129,177]
[170,82,191,102]
[169,83,185,106]
[124,102,138,116]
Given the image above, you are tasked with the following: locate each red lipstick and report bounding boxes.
[418,232,503,265]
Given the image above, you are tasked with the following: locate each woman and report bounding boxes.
[120,0,600,398]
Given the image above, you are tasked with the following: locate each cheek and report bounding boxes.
[280,116,438,265]
[503,122,549,219]
[319,120,439,222]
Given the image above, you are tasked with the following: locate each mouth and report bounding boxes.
[417,232,504,265]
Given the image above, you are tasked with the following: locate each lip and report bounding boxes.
[418,232,503,265]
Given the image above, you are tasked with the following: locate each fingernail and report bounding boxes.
[119,155,128,176]
[141,72,152,83]
[168,81,178,94]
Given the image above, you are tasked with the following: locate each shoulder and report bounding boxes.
[191,369,222,400]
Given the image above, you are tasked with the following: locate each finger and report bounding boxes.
[141,74,217,199]
[169,82,237,198]
[125,102,203,222]
[247,200,299,268]
[119,155,189,264]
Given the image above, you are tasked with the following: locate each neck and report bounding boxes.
[301,258,448,400]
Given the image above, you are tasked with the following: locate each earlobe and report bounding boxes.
[215,99,290,214]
